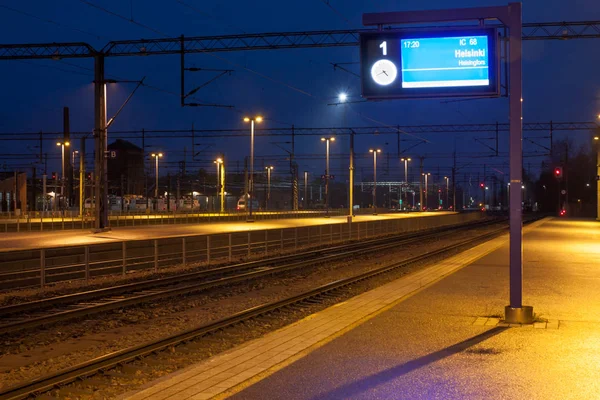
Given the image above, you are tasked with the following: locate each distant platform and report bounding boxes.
[0,212,458,252]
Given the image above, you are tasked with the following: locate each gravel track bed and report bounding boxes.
[0,224,501,394]
[0,241,333,307]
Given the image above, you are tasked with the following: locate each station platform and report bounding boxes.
[0,211,456,252]
[122,217,600,400]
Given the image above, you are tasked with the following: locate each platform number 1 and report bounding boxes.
[379,41,387,56]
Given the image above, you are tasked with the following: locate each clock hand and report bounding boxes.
[383,71,388,76]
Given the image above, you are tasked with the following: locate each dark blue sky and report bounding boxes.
[1,0,599,184]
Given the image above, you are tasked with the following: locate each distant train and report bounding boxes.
[84,195,238,212]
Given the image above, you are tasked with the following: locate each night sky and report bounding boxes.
[1,0,599,186]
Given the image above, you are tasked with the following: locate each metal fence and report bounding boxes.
[0,212,482,290]
[0,209,348,232]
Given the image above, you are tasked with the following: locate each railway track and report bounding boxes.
[0,217,502,335]
[0,217,538,400]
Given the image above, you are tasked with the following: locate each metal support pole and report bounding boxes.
[349,131,354,220]
[248,120,255,221]
[79,137,85,218]
[506,2,532,323]
[325,139,330,217]
[372,151,377,214]
[93,54,108,231]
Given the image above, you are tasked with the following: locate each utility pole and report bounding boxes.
[348,130,354,220]
[143,128,148,209]
[79,137,85,217]
[419,157,424,211]
[452,150,456,211]
[291,125,298,210]
[63,107,72,208]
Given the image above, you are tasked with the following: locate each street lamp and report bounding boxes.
[151,153,163,208]
[338,92,347,103]
[321,137,335,217]
[265,166,274,210]
[400,157,411,210]
[56,141,70,209]
[214,157,224,213]
[72,150,79,167]
[369,149,381,215]
[304,171,309,209]
[444,176,449,209]
[422,172,431,210]
[244,116,263,221]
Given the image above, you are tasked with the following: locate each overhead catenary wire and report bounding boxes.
[0,4,106,40]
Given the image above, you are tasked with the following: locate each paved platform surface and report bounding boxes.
[121,217,600,400]
[0,212,454,252]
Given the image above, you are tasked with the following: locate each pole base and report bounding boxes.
[90,227,112,234]
[504,305,534,324]
[347,216,353,223]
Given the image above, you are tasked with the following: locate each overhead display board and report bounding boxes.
[360,29,499,99]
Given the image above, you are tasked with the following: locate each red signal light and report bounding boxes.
[479,183,484,188]
[554,167,563,178]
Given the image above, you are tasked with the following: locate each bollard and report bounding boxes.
[122,242,127,275]
[40,249,46,288]
[248,232,251,257]
[207,236,211,264]
[84,246,90,284]
[295,227,298,249]
[154,240,158,271]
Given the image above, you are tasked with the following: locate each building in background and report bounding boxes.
[0,172,27,213]
[107,139,145,196]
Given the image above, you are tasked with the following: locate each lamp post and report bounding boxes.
[369,149,381,215]
[214,157,224,213]
[57,141,70,209]
[304,171,308,209]
[151,153,163,210]
[244,116,263,222]
[265,166,274,210]
[422,172,430,210]
[594,128,599,220]
[444,176,449,209]
[400,157,411,210]
[339,93,354,221]
[321,137,335,217]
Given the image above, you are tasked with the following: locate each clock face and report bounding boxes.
[370,59,398,86]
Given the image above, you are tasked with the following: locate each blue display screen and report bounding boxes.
[400,36,489,88]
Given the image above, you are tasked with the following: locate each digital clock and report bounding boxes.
[403,40,420,48]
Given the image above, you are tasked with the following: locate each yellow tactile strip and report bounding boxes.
[124,218,550,400]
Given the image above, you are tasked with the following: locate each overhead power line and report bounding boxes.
[0,4,106,39]
[77,0,169,37]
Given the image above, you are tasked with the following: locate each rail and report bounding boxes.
[0,219,522,400]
